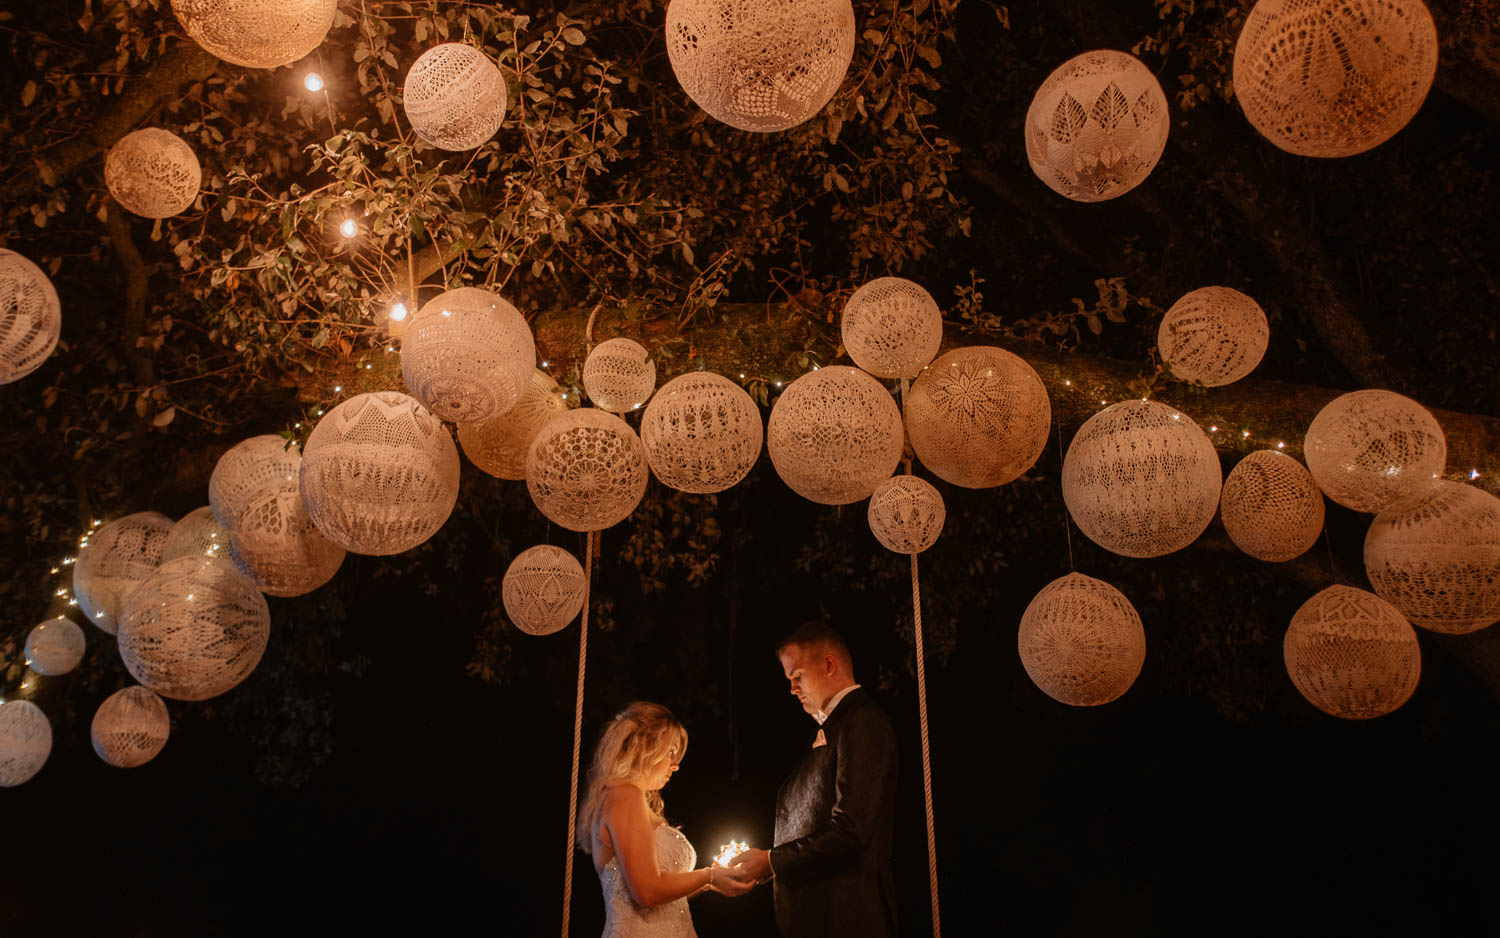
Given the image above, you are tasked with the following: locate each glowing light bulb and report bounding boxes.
[389,302,408,322]
[340,218,358,238]
[304,72,325,92]
[1471,469,1482,480]
[334,386,343,393]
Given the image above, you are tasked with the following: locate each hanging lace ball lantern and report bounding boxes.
[74,511,173,635]
[767,365,904,506]
[403,42,509,151]
[0,248,62,385]
[458,369,569,481]
[841,278,943,380]
[104,128,201,218]
[91,686,171,769]
[229,479,346,597]
[1234,0,1438,158]
[24,618,86,677]
[502,545,588,636]
[0,700,51,788]
[1024,50,1169,202]
[1219,450,1326,563]
[526,409,650,532]
[641,372,763,494]
[1284,585,1420,719]
[583,338,657,414]
[1304,390,1446,514]
[209,434,302,529]
[170,0,338,69]
[299,392,461,555]
[665,0,856,133]
[162,506,232,564]
[400,287,535,423]
[1062,400,1222,558]
[1365,481,1500,635]
[867,476,945,554]
[1018,573,1146,707]
[1158,287,1270,387]
[905,346,1051,489]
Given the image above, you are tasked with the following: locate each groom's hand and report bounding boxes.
[733,848,773,884]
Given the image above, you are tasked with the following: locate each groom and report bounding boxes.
[734,621,899,938]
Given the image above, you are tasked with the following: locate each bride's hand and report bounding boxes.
[706,864,756,897]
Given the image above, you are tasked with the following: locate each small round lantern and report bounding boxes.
[641,372,762,494]
[24,618,86,676]
[0,700,51,788]
[1304,390,1446,514]
[209,434,302,529]
[91,686,170,769]
[458,369,569,481]
[171,0,338,69]
[162,506,231,564]
[526,408,650,532]
[867,475,945,554]
[841,278,943,380]
[1158,287,1269,387]
[767,365,904,506]
[0,248,62,385]
[1018,573,1146,707]
[1219,450,1325,563]
[74,511,173,635]
[104,128,201,218]
[502,545,588,636]
[400,287,535,423]
[230,479,346,597]
[403,43,509,151]
[583,338,657,413]
[1284,585,1420,719]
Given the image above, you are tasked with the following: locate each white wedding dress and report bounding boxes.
[598,824,699,938]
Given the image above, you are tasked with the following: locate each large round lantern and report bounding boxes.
[1304,390,1445,514]
[458,369,569,480]
[162,506,231,564]
[104,128,201,218]
[502,545,588,636]
[905,346,1050,489]
[1234,0,1438,158]
[665,0,856,133]
[74,511,173,635]
[867,475,945,555]
[400,287,535,423]
[1284,585,1420,719]
[1062,400,1221,558]
[92,686,171,769]
[1365,481,1500,635]
[0,248,62,385]
[526,409,649,532]
[209,434,301,529]
[299,392,461,555]
[1024,50,1169,202]
[841,278,943,380]
[403,43,509,151]
[641,372,762,494]
[24,618,86,676]
[1219,450,1325,562]
[1158,287,1269,387]
[1018,573,1146,707]
[170,0,338,69]
[583,338,657,414]
[767,365,904,506]
[230,479,346,597]
[0,700,51,788]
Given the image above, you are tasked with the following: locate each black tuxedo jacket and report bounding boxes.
[768,687,899,938]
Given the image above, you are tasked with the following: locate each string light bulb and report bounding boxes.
[389,302,408,322]
[304,72,324,92]
[339,218,358,239]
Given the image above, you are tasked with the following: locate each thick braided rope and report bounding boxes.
[561,530,595,937]
[910,551,942,937]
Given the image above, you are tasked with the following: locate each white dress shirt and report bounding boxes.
[814,683,861,725]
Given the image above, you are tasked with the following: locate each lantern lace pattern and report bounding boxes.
[458,369,569,481]
[1303,389,1446,514]
[162,506,231,564]
[104,128,201,219]
[24,618,86,677]
[502,545,588,636]
[841,278,943,380]
[583,338,657,413]
[1062,400,1222,558]
[1024,50,1169,202]
[905,346,1051,489]
[1158,287,1270,387]
[403,43,509,151]
[1365,481,1500,635]
[401,287,536,423]
[1219,450,1325,563]
[299,392,461,555]
[868,475,946,554]
[767,365,904,506]
[526,408,650,533]
[0,249,61,385]
[209,434,302,529]
[640,372,762,494]
[74,511,173,635]
[1283,585,1420,719]
[230,479,346,597]
[1018,573,1146,707]
[170,0,338,69]
[1233,0,1438,158]
[0,700,52,788]
[665,0,856,132]
[92,686,170,769]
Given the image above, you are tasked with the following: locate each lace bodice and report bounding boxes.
[598,824,698,938]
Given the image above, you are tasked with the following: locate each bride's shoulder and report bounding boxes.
[600,782,648,809]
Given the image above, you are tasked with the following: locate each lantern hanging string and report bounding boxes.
[1055,418,1075,571]
[561,529,596,938]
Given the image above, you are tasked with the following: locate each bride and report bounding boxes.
[578,701,755,936]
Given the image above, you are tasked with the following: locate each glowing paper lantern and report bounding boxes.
[1024,50,1169,202]
[1365,481,1500,634]
[299,392,461,555]
[1062,400,1221,558]
[583,338,657,414]
[229,479,346,597]
[526,409,649,532]
[1018,573,1145,707]
[24,618,86,676]
[840,278,943,380]
[401,287,535,423]
[867,476,945,554]
[905,346,1051,489]
[104,128,201,218]
[162,506,231,564]
[1304,390,1445,514]
[170,0,338,69]
[767,365,904,506]
[403,43,509,151]
[209,434,302,529]
[1158,287,1269,387]
[0,700,51,788]
[665,0,855,133]
[1234,0,1438,158]
[0,248,62,385]
[502,545,588,636]
[1219,450,1325,562]
[641,372,762,494]
[458,369,569,480]
[74,511,173,635]
[91,686,170,769]
[1284,585,1420,719]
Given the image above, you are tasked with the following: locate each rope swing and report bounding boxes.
[910,545,942,937]
[560,529,596,938]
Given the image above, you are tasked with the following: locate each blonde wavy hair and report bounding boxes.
[577,701,689,854]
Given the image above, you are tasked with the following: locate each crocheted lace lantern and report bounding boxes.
[209,434,301,529]
[665,0,856,133]
[300,392,461,555]
[0,700,51,788]
[74,511,173,635]
[1158,287,1270,387]
[170,0,338,69]
[230,478,346,597]
[104,129,201,218]
[458,369,569,480]
[583,338,657,413]
[767,365,904,506]
[502,545,588,636]
[1365,481,1500,635]
[1304,390,1446,514]
[905,346,1051,489]
[1025,50,1169,202]
[867,476,945,554]
[1062,400,1221,558]
[841,278,943,380]
[162,506,231,564]
[403,43,509,151]
[1284,585,1420,719]
[1018,573,1146,707]
[0,249,61,385]
[118,556,270,701]
[91,686,170,769]
[641,372,762,494]
[1219,450,1325,562]
[24,618,86,676]
[1234,0,1438,158]
[401,287,536,423]
[526,408,650,532]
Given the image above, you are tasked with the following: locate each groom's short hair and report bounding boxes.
[776,621,853,673]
